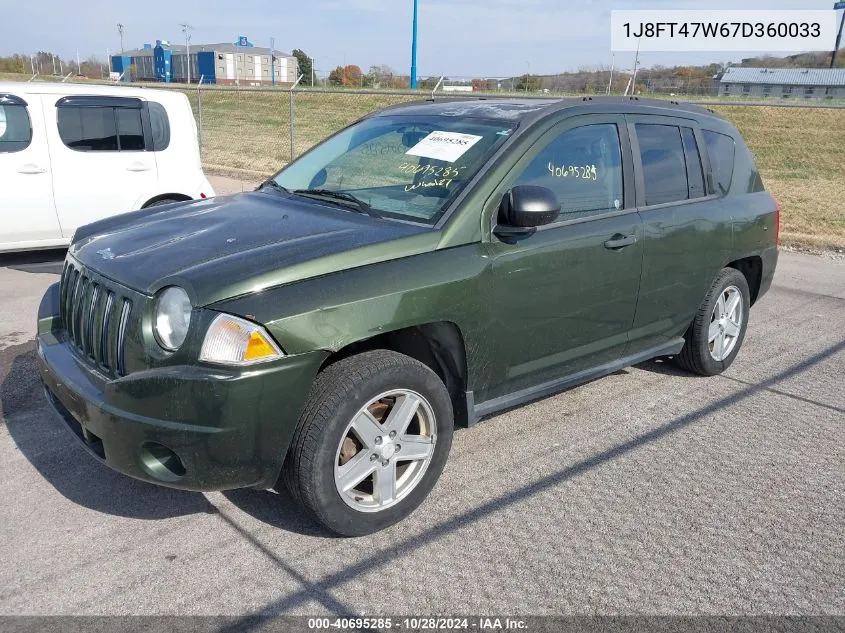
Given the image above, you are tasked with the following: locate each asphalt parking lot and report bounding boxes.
[0,248,842,617]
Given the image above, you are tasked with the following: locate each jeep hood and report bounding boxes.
[70,192,436,306]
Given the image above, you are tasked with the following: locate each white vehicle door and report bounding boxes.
[0,92,62,248]
[44,95,158,237]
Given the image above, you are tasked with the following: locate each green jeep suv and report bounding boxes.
[36,97,779,535]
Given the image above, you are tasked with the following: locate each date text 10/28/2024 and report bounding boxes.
[307,616,529,630]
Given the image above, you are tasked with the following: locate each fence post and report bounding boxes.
[430,75,444,99]
[289,74,305,162]
[197,75,204,159]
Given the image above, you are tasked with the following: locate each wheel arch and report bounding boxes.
[320,322,471,427]
[726,255,763,305]
[141,193,193,208]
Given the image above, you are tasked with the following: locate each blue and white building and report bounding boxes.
[111,36,298,85]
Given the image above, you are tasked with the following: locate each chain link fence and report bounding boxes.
[171,84,844,248]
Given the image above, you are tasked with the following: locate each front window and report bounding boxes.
[271,115,516,224]
[511,123,623,220]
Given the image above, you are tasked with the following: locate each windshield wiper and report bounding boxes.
[257,179,290,195]
[293,189,377,216]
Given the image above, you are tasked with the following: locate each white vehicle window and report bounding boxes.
[0,98,32,153]
[57,104,146,152]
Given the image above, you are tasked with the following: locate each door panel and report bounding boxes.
[626,116,734,353]
[43,96,158,237]
[0,94,61,247]
[485,214,643,400]
[479,115,643,402]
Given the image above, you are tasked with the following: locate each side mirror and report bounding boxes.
[494,185,560,240]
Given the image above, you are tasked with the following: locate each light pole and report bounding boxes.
[410,0,418,89]
[117,23,125,54]
[180,23,193,83]
[832,3,845,68]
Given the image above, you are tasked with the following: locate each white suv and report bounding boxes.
[0,82,214,252]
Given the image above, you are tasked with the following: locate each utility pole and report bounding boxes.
[410,0,418,89]
[630,37,641,95]
[76,50,81,75]
[117,23,125,54]
[607,53,615,95]
[180,23,193,83]
[311,57,315,86]
[831,4,845,68]
[52,54,57,75]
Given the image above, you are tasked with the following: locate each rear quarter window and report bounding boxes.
[0,102,32,153]
[148,101,170,151]
[702,130,736,195]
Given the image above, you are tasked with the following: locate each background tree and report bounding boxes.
[514,74,542,92]
[328,66,344,86]
[366,64,395,88]
[291,49,312,85]
[342,64,363,87]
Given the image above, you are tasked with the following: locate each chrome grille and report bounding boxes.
[59,261,132,377]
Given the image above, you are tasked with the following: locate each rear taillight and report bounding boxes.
[773,195,781,245]
[200,193,207,199]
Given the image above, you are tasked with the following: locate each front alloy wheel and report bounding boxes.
[283,350,454,536]
[335,390,437,512]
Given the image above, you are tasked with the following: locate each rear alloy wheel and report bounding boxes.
[283,350,453,536]
[708,285,743,362]
[675,267,750,376]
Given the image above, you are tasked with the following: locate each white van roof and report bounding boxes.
[0,81,187,105]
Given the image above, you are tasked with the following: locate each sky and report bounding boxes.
[0,0,841,78]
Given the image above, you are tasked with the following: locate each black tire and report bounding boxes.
[675,267,751,376]
[143,198,182,208]
[282,350,454,536]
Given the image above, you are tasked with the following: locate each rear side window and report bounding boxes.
[0,98,32,153]
[115,108,145,150]
[702,130,736,195]
[635,124,688,206]
[148,101,170,151]
[57,105,146,152]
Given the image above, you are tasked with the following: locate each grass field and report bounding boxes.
[2,74,843,248]
[194,90,845,249]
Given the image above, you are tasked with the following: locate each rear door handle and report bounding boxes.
[17,163,47,174]
[604,234,638,250]
[126,162,152,172]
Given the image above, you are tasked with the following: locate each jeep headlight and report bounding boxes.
[154,287,192,351]
[199,314,284,366]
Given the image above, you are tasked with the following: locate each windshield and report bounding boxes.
[271,114,516,225]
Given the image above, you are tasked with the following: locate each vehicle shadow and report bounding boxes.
[0,249,67,275]
[636,356,694,377]
[0,341,210,520]
[214,338,845,625]
[221,488,335,539]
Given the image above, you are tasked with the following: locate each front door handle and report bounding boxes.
[126,162,152,172]
[604,234,638,250]
[17,163,47,174]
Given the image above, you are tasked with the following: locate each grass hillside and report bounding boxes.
[1,75,842,248]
